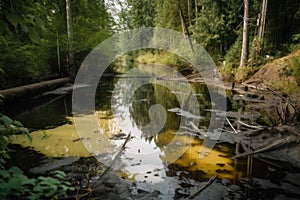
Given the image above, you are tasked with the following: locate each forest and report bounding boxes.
[1,0,300,199]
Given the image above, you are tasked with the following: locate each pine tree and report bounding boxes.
[127,0,157,28]
[194,0,242,58]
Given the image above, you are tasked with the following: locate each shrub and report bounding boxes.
[0,167,74,199]
[0,114,31,168]
[0,113,74,199]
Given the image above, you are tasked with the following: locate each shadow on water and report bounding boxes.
[6,74,300,199]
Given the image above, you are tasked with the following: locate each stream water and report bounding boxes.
[6,71,300,199]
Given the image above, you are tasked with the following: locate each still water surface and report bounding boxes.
[9,74,298,199]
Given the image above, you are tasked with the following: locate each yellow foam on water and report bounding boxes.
[12,122,91,157]
[11,113,118,157]
[156,130,239,179]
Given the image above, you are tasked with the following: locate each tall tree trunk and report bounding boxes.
[240,0,249,68]
[187,0,192,26]
[175,0,194,53]
[257,0,268,55]
[249,0,268,65]
[56,30,62,77]
[195,0,198,20]
[66,0,75,79]
[194,0,199,37]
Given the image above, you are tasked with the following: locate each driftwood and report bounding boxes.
[226,117,238,134]
[237,120,265,130]
[185,175,218,200]
[189,121,207,137]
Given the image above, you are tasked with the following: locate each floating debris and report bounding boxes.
[168,107,204,119]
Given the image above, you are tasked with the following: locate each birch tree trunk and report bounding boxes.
[257,0,268,55]
[240,0,249,68]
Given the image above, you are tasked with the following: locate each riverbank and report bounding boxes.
[243,50,300,104]
[132,49,300,119]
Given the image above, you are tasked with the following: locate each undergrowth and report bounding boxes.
[0,113,74,199]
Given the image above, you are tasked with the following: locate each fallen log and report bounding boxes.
[0,77,71,104]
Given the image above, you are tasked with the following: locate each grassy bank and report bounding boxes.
[132,49,300,101]
[133,51,193,75]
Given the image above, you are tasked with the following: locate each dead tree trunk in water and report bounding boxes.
[66,0,75,79]
[240,0,249,68]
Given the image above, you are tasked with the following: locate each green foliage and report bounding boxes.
[265,0,300,51]
[224,37,242,69]
[0,35,56,89]
[0,0,46,43]
[0,0,115,88]
[290,33,300,51]
[193,0,242,58]
[0,114,31,168]
[0,113,74,199]
[277,54,300,86]
[135,50,192,73]
[0,0,61,88]
[127,0,157,28]
[72,0,113,50]
[290,56,300,85]
[155,0,186,31]
[0,167,74,199]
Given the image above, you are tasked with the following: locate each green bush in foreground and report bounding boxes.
[0,168,74,199]
[0,113,31,167]
[0,113,74,199]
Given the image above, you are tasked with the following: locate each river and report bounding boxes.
[6,67,300,199]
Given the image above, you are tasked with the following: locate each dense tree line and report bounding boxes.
[124,0,300,72]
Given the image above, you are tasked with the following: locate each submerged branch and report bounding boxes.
[185,175,218,200]
[234,139,295,158]
[189,121,207,137]
[95,133,131,182]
